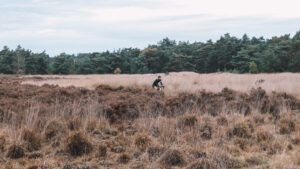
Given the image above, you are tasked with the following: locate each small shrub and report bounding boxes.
[102,128,118,136]
[117,153,131,164]
[98,144,107,157]
[45,120,66,140]
[287,144,293,150]
[215,153,245,169]
[27,166,38,169]
[65,132,93,156]
[256,130,273,142]
[147,146,165,161]
[279,118,296,134]
[86,119,97,132]
[177,115,198,129]
[217,116,228,126]
[150,126,160,138]
[0,135,6,151]
[158,149,186,167]
[268,142,283,155]
[134,133,151,152]
[62,164,73,169]
[291,150,300,166]
[253,114,265,124]
[260,141,283,155]
[22,129,41,152]
[187,159,218,169]
[191,150,207,159]
[234,138,251,151]
[245,156,265,166]
[68,118,82,131]
[249,61,258,74]
[228,123,252,139]
[6,144,25,159]
[27,152,43,159]
[200,124,212,140]
[292,133,300,145]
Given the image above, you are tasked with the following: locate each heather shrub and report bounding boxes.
[7,144,25,159]
[158,149,186,167]
[65,132,93,156]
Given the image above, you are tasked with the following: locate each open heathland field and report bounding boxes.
[22,72,300,98]
[0,73,300,169]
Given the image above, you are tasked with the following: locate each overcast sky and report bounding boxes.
[1,0,300,55]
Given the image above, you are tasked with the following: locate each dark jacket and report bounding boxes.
[152,79,163,88]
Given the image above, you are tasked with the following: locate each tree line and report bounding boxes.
[1,31,300,74]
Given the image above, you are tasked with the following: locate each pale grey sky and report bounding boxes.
[1,0,300,55]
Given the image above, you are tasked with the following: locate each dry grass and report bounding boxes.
[0,74,299,168]
[22,72,300,98]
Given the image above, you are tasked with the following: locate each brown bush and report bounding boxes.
[134,133,151,152]
[117,153,131,164]
[249,87,270,113]
[102,128,118,136]
[187,159,218,169]
[214,153,245,169]
[0,109,13,123]
[68,118,82,131]
[228,123,252,139]
[104,102,139,124]
[253,114,265,124]
[62,163,97,169]
[216,116,228,126]
[6,144,25,159]
[0,135,6,151]
[158,149,186,167]
[291,150,300,166]
[287,144,293,150]
[98,144,107,157]
[147,145,165,161]
[27,152,43,159]
[245,156,265,166]
[177,115,198,129]
[65,132,93,156]
[22,128,41,152]
[200,124,213,140]
[279,118,296,134]
[27,166,38,169]
[267,142,283,155]
[86,119,98,132]
[256,130,273,142]
[191,150,207,159]
[292,133,300,145]
[260,141,283,155]
[234,138,251,151]
[45,120,67,140]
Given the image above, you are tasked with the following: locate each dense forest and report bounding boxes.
[1,31,300,74]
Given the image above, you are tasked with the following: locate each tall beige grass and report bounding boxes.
[1,75,300,168]
[22,72,300,98]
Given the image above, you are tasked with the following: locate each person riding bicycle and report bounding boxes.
[152,75,164,90]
